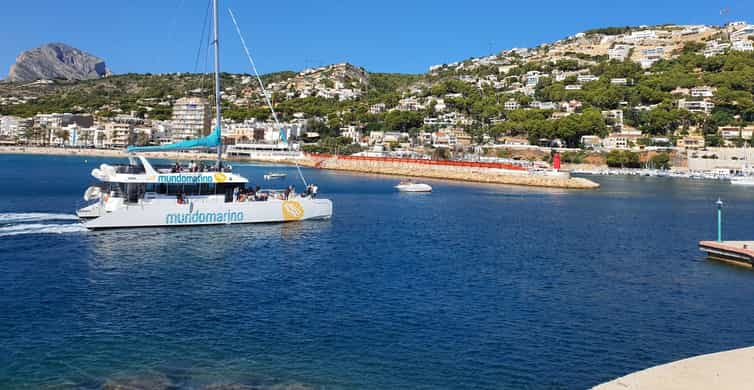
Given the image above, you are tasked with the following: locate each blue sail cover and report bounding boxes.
[127,127,221,153]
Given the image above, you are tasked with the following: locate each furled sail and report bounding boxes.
[127,127,221,153]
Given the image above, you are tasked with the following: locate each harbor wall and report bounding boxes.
[687,147,754,171]
[302,154,600,189]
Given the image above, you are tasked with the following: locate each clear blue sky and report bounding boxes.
[1,0,751,76]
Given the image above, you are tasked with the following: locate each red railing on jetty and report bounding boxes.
[306,153,528,171]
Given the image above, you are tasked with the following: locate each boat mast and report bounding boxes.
[213,0,222,167]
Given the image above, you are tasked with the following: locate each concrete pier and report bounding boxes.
[593,346,754,389]
[699,241,754,267]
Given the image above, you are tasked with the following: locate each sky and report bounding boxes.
[1,0,752,76]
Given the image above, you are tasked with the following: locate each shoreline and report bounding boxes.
[0,146,600,190]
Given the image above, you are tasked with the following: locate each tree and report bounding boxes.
[135,132,151,146]
[384,111,423,133]
[606,150,640,168]
[54,129,70,145]
[649,153,671,169]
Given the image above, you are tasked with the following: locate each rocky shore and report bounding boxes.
[1,146,600,189]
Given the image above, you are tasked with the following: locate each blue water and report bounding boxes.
[1,153,754,390]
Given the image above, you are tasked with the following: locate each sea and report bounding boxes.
[1,153,754,390]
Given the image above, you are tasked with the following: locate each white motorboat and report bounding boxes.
[264,172,287,180]
[75,0,332,229]
[730,176,754,186]
[731,143,754,186]
[394,180,432,192]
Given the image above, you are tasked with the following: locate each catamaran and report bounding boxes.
[76,0,332,229]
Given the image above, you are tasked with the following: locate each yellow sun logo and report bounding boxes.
[282,201,305,221]
[213,173,228,183]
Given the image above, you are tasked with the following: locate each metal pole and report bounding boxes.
[213,0,222,167]
[716,198,724,243]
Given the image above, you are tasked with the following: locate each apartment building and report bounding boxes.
[171,97,211,141]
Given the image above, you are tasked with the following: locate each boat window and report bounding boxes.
[148,183,218,196]
[108,182,126,197]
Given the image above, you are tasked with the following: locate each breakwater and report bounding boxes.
[300,154,600,189]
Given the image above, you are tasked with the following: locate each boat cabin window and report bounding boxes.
[217,183,244,202]
[105,182,245,201]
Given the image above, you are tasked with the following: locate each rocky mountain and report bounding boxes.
[7,43,110,82]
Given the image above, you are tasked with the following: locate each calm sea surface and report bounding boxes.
[1,153,754,390]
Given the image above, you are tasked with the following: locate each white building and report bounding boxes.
[370,103,387,114]
[690,86,715,98]
[104,122,134,149]
[0,116,31,140]
[640,47,665,69]
[678,99,715,114]
[704,40,730,57]
[525,71,543,88]
[732,40,754,52]
[730,24,754,41]
[529,101,557,110]
[171,97,211,141]
[608,44,633,61]
[602,110,624,131]
[602,132,641,150]
[625,30,657,42]
[580,135,603,148]
[340,126,362,144]
[577,74,599,83]
[503,99,520,110]
[396,97,424,112]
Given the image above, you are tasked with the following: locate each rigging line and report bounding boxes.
[192,0,212,73]
[227,8,309,188]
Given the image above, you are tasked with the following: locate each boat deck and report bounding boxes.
[699,240,754,267]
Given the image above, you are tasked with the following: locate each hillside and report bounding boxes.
[2,22,754,146]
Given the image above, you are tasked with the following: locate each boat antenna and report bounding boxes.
[213,0,223,168]
[228,8,309,187]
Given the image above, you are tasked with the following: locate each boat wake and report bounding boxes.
[0,213,86,237]
[0,212,80,223]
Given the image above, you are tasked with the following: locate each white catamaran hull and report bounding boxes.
[78,196,332,229]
